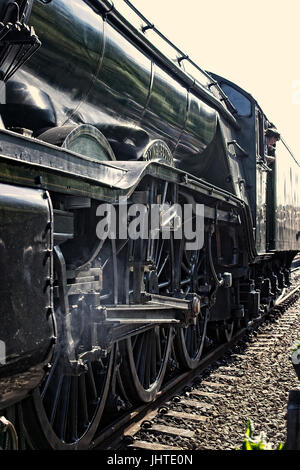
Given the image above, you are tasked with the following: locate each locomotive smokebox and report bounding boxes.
[0,183,55,408]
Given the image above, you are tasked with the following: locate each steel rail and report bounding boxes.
[93,273,300,450]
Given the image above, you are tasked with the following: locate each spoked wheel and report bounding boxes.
[174,239,208,369]
[223,319,234,342]
[215,319,234,343]
[119,326,172,403]
[21,343,114,449]
[175,312,208,370]
[21,243,115,450]
[119,180,175,403]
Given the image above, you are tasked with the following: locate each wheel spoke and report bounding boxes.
[41,352,60,399]
[174,222,208,369]
[78,374,89,427]
[158,254,169,278]
[181,261,190,273]
[155,328,162,363]
[156,239,165,268]
[180,277,191,286]
[137,336,147,386]
[143,333,152,389]
[22,348,113,449]
[118,180,175,403]
[86,363,98,402]
[57,376,71,441]
[48,374,64,426]
[133,333,145,374]
[69,377,78,441]
[150,330,157,381]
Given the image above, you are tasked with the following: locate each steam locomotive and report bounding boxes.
[0,0,299,449]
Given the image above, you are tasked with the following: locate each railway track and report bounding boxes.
[94,270,300,451]
[1,269,299,451]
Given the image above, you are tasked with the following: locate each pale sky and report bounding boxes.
[132,0,300,161]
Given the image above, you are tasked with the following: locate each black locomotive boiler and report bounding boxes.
[0,0,299,449]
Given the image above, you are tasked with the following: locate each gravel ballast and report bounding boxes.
[137,296,300,450]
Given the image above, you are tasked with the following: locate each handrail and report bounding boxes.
[124,0,237,112]
[84,0,239,129]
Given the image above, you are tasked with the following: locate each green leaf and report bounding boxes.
[245,420,253,438]
[244,440,253,450]
[239,421,283,450]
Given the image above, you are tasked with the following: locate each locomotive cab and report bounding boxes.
[210,72,300,258]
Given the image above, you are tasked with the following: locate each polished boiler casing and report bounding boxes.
[0,0,237,192]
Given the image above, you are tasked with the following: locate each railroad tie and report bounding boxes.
[189,390,220,398]
[177,398,214,409]
[165,410,207,422]
[142,423,195,438]
[201,381,232,391]
[211,373,239,381]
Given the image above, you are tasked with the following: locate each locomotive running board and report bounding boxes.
[98,293,201,326]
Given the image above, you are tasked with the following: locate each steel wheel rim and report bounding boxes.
[175,237,208,369]
[22,345,114,449]
[118,180,175,403]
[121,326,173,403]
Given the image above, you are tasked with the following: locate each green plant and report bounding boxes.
[238,420,283,450]
[290,338,300,364]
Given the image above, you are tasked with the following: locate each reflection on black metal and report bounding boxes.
[123,0,236,113]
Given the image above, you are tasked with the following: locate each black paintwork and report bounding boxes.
[0,0,299,416]
[0,183,54,407]
[1,0,235,191]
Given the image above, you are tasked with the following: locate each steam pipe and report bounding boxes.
[208,224,224,302]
